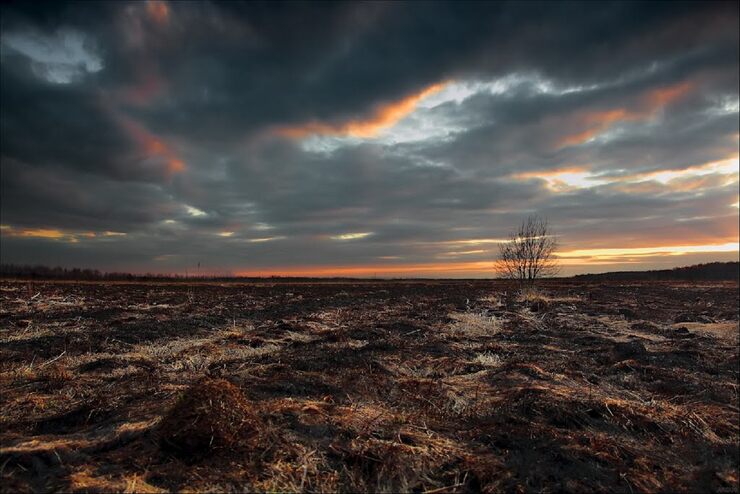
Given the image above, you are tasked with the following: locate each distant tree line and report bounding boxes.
[1,261,738,282]
[0,264,179,281]
[573,262,739,282]
[0,264,390,282]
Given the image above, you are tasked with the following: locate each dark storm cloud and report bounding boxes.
[1,0,737,273]
[0,157,180,231]
[5,1,735,138]
[0,53,175,183]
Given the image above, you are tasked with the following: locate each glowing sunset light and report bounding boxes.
[184,205,207,217]
[512,167,609,191]
[439,249,488,257]
[511,155,739,193]
[634,156,739,184]
[247,236,286,243]
[437,238,508,246]
[557,242,739,260]
[235,261,496,278]
[11,228,66,239]
[330,232,374,241]
[146,0,169,24]
[111,112,187,176]
[276,82,447,139]
[1,226,129,243]
[233,253,709,278]
[558,81,695,148]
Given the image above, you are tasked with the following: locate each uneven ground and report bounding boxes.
[0,280,738,493]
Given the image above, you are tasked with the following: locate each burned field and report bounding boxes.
[0,280,738,493]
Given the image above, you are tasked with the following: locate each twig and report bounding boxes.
[39,350,66,368]
[423,483,464,493]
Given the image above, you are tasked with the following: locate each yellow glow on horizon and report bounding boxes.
[235,261,496,277]
[218,231,235,237]
[233,253,691,277]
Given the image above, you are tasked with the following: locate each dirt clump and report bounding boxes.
[674,312,715,323]
[529,297,549,313]
[612,340,648,361]
[631,320,660,332]
[158,378,259,458]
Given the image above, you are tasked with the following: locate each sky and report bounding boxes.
[0,1,738,278]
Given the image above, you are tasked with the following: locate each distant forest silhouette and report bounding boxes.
[0,261,738,281]
[573,261,739,281]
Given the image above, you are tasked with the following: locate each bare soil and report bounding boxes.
[0,280,738,493]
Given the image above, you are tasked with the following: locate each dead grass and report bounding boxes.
[446,312,502,337]
[516,286,581,303]
[0,279,737,493]
[472,352,502,367]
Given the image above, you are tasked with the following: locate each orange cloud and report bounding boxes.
[558,81,694,147]
[275,82,448,139]
[113,112,186,176]
[645,81,693,107]
[146,0,169,24]
[10,228,66,239]
[558,109,630,147]
[511,154,739,194]
[123,70,167,106]
[0,226,127,243]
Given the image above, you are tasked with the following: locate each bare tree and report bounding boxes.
[497,215,559,287]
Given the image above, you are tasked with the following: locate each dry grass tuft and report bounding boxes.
[516,287,580,311]
[447,312,501,337]
[473,352,502,367]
